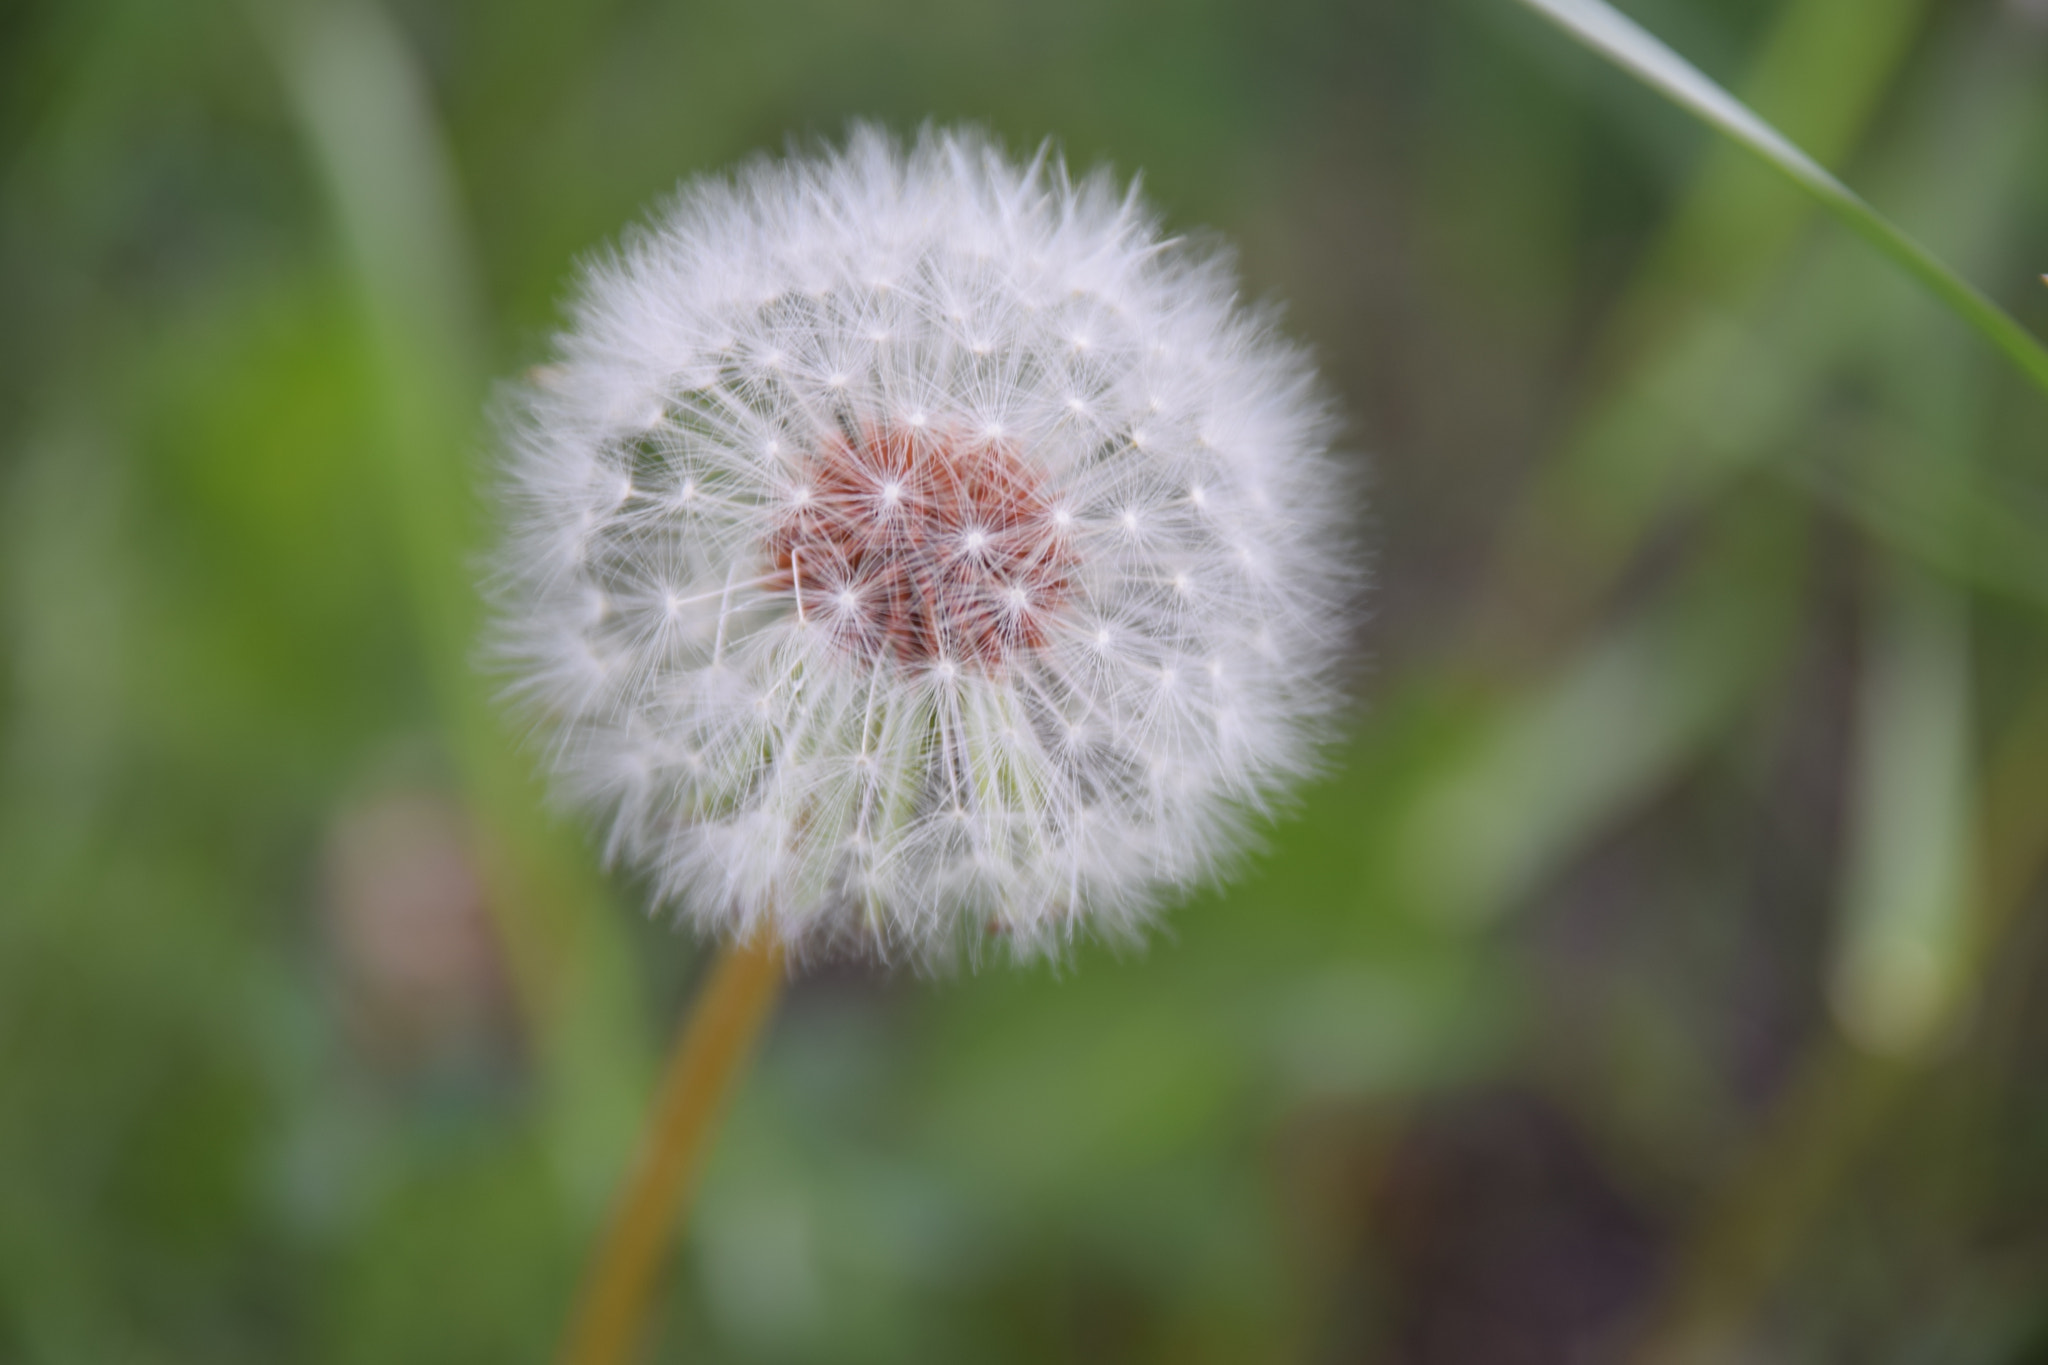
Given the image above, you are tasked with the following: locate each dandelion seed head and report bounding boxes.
[489,124,1358,964]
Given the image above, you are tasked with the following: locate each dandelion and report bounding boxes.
[492,125,1356,964]
[498,124,1360,1365]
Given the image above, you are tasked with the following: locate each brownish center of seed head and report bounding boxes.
[766,423,1075,670]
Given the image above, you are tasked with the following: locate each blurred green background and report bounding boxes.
[6,0,2048,1360]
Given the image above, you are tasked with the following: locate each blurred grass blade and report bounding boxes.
[1400,549,1789,923]
[1511,0,2048,399]
[271,0,482,658]
[263,0,650,1210]
[1830,568,1974,1057]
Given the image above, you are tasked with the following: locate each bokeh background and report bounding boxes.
[7,0,2048,1360]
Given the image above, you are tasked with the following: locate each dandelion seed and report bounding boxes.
[489,124,1357,963]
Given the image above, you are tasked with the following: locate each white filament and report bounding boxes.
[490,125,1357,964]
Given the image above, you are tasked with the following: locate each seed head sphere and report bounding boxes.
[492,126,1357,962]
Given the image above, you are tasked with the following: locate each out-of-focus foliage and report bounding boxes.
[4,0,2048,1362]
[1515,0,2048,398]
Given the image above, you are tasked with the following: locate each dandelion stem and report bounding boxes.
[557,935,787,1365]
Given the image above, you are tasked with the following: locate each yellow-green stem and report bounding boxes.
[557,936,788,1365]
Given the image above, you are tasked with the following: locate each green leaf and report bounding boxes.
[1511,0,2048,399]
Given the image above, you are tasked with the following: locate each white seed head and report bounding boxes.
[489,124,1358,964]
